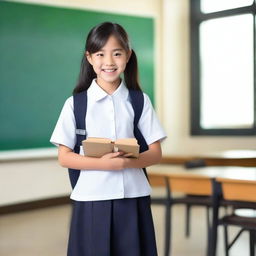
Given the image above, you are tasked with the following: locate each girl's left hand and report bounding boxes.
[121,152,133,158]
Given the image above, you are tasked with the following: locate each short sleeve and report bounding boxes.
[50,97,76,150]
[138,93,167,145]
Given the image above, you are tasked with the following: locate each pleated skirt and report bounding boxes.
[67,196,158,256]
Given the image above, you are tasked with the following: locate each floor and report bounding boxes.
[0,203,250,256]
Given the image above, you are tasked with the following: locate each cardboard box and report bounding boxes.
[82,137,140,158]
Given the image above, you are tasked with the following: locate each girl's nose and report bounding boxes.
[105,54,114,65]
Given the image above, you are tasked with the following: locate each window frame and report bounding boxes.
[190,0,256,135]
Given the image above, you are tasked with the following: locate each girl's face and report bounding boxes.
[86,35,131,88]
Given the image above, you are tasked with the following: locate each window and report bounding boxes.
[190,0,256,135]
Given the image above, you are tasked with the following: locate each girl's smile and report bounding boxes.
[101,68,118,75]
[102,68,117,73]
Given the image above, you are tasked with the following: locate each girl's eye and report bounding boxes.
[96,53,104,57]
[114,52,122,56]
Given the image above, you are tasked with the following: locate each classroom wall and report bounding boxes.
[1,0,256,206]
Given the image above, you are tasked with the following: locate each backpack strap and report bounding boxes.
[129,89,149,179]
[129,90,149,153]
[68,91,87,189]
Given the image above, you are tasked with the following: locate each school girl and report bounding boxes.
[50,22,166,256]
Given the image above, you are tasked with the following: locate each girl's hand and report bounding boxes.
[100,152,127,170]
[122,152,133,158]
[101,141,162,170]
[101,151,124,160]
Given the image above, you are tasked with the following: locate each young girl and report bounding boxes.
[50,22,166,256]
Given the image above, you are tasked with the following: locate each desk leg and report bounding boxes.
[164,200,171,256]
[208,180,221,256]
[164,178,171,256]
[249,230,255,256]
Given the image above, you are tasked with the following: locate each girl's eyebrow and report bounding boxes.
[99,48,124,52]
[113,48,124,51]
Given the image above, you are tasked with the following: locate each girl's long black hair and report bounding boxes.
[73,22,142,95]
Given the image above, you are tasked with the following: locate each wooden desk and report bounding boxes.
[148,165,256,256]
[148,165,256,181]
[217,177,256,202]
[148,165,256,201]
[148,169,213,256]
[161,150,256,166]
[149,172,212,195]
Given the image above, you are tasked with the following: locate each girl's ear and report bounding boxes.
[85,51,92,65]
[127,50,132,63]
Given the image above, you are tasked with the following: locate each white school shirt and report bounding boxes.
[50,79,166,201]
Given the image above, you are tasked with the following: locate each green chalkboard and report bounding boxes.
[0,1,154,151]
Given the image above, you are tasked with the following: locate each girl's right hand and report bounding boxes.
[100,152,127,170]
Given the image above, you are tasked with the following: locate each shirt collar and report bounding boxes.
[88,79,129,102]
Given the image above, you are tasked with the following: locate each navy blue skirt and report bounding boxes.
[67,196,158,256]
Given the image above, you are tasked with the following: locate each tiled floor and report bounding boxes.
[0,203,250,256]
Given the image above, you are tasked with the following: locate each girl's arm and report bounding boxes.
[124,141,162,169]
[58,145,126,170]
[58,140,162,171]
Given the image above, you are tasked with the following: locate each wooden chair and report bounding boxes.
[184,159,210,237]
[217,178,256,256]
[149,172,213,256]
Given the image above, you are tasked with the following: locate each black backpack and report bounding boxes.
[68,89,149,189]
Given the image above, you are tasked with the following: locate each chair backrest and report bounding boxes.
[148,173,168,188]
[216,177,256,202]
[148,172,212,195]
[168,173,212,196]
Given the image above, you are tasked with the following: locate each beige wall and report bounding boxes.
[0,159,69,205]
[1,0,256,206]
